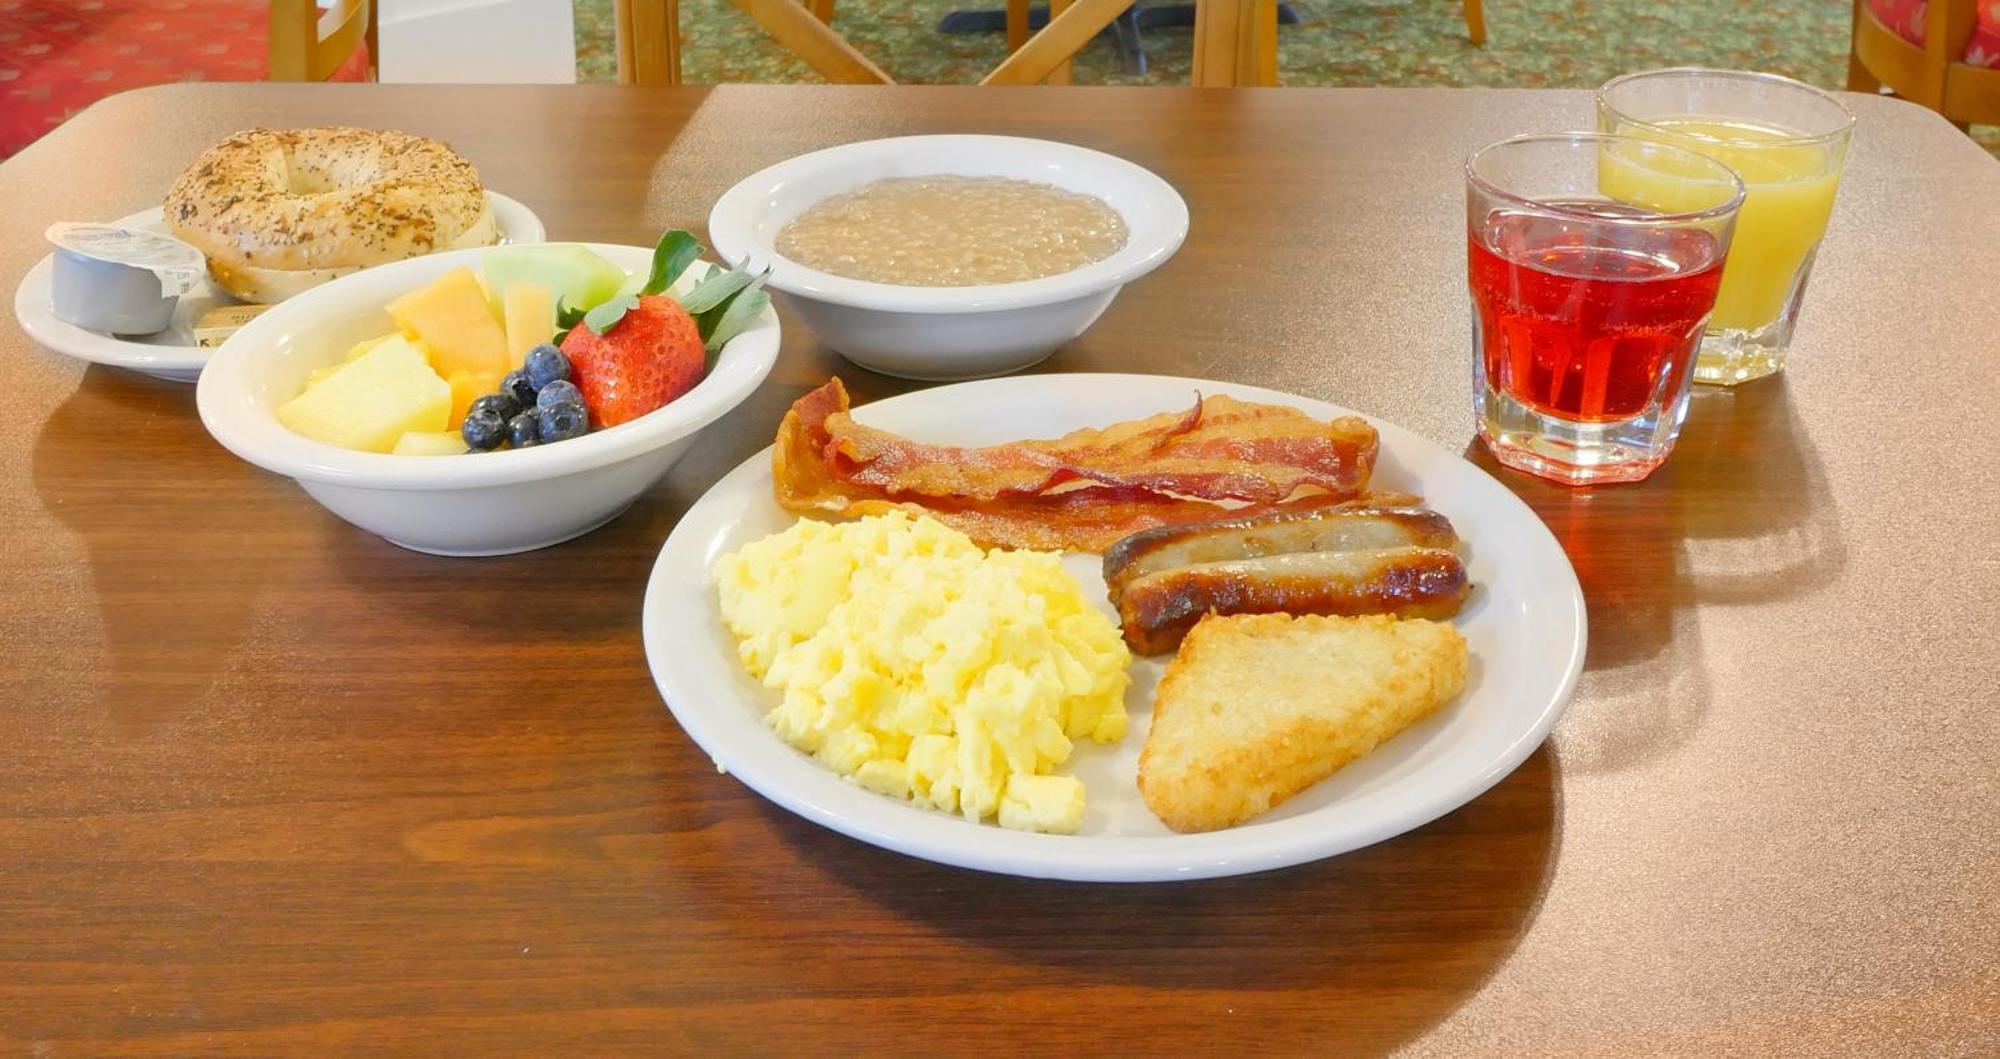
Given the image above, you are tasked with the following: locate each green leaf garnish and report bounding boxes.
[644,230,702,297]
[573,229,705,337]
[678,266,755,314]
[559,229,766,342]
[551,296,589,345]
[699,269,771,355]
[582,292,640,335]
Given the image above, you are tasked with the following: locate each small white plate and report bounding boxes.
[643,374,1587,882]
[14,191,545,383]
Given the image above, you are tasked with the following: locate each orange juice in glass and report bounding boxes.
[1597,69,1854,385]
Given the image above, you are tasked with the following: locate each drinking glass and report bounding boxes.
[1468,133,1744,486]
[1597,68,1855,386]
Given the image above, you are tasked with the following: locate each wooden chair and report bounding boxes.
[1849,0,2000,129]
[618,0,1489,89]
[983,0,1136,84]
[1193,0,1484,86]
[616,0,683,84]
[1191,0,1276,87]
[614,0,1220,86]
[810,0,1040,27]
[267,0,376,81]
[617,0,888,84]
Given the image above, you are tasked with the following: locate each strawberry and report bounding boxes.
[560,295,705,428]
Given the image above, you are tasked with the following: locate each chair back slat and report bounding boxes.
[1850,0,2000,127]
[615,0,1483,89]
[269,0,373,82]
[617,0,683,84]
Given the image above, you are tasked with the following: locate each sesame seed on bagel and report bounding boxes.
[163,127,499,304]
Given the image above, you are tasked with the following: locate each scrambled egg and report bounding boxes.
[714,511,1130,833]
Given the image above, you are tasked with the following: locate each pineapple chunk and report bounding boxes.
[447,369,503,427]
[387,267,510,380]
[309,334,396,389]
[391,430,467,456]
[502,281,556,369]
[344,333,393,362]
[277,335,451,453]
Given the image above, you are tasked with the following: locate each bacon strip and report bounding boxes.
[771,378,1391,552]
[821,390,1376,504]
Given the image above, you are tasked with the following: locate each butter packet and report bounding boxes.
[193,304,273,347]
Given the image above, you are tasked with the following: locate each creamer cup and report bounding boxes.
[45,222,207,335]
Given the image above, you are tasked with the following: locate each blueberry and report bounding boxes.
[460,406,508,451]
[507,410,541,448]
[500,369,537,408]
[536,379,584,410]
[538,401,589,443]
[524,344,570,390]
[470,392,521,423]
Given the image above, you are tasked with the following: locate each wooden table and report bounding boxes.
[3,84,1995,1054]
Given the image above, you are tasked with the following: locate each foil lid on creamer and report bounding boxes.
[44,223,206,296]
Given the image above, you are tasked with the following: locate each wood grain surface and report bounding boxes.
[1,85,1995,1056]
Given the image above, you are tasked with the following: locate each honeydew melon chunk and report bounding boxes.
[611,268,647,301]
[391,430,467,456]
[483,244,626,313]
[388,267,510,380]
[277,335,452,453]
[502,281,556,368]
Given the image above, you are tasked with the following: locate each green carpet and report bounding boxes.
[572,0,1998,154]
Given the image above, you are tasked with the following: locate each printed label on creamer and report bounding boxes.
[45,223,206,296]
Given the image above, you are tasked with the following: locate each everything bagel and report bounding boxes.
[164,127,500,303]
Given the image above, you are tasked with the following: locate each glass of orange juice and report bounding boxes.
[1597,68,1854,386]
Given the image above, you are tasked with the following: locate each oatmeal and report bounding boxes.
[775,175,1128,286]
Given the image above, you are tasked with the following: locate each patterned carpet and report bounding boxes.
[572,0,1998,154]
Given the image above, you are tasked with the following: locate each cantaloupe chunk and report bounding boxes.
[277,335,452,453]
[447,368,503,426]
[502,281,555,368]
[391,430,467,456]
[387,267,510,380]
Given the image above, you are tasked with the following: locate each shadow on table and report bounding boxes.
[315,520,653,642]
[745,745,1560,1048]
[310,369,826,641]
[1467,376,1845,776]
[482,85,721,247]
[28,367,286,730]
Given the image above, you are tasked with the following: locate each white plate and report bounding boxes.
[643,374,1586,882]
[14,191,545,383]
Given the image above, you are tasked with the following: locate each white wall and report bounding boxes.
[376,0,578,84]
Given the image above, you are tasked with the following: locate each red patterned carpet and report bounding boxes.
[0,0,367,159]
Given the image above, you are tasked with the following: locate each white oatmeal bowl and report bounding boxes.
[707,134,1188,380]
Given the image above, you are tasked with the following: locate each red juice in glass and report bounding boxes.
[1470,204,1724,424]
[1464,135,1739,487]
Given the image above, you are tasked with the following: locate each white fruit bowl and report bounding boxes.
[195,243,780,556]
[707,134,1188,381]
